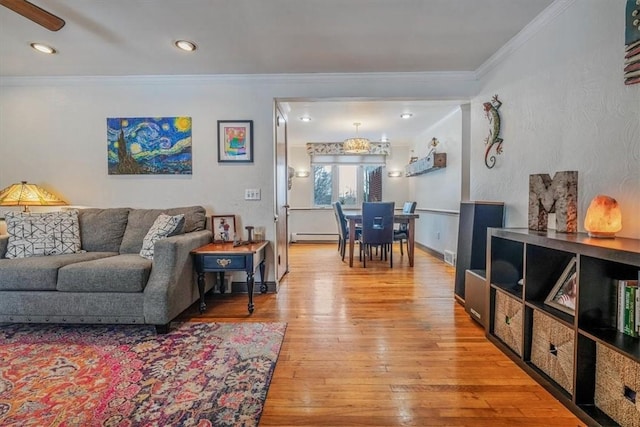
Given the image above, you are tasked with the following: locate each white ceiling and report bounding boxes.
[283,99,464,147]
[0,0,555,146]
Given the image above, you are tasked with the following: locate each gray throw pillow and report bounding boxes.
[139,214,185,260]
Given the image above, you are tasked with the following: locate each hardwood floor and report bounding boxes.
[179,243,586,426]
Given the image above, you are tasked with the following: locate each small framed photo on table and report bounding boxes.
[212,215,236,242]
[217,120,253,163]
[544,257,577,315]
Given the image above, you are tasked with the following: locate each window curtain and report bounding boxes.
[366,167,382,202]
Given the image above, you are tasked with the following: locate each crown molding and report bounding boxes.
[475,0,577,79]
[0,71,477,87]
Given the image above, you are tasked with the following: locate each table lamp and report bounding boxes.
[0,181,67,212]
[584,194,622,238]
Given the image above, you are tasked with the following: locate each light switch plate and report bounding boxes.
[244,189,261,200]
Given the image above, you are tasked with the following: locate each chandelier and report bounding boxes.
[343,122,371,154]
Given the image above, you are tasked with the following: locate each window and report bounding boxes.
[313,165,382,206]
[313,165,332,206]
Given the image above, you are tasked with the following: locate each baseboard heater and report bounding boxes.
[291,232,338,242]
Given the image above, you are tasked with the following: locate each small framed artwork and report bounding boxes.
[217,120,253,163]
[212,215,236,242]
[544,257,577,315]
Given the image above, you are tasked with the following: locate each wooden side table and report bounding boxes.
[191,241,268,314]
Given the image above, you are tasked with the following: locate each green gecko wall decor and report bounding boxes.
[483,94,503,169]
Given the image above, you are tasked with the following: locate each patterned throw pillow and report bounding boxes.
[5,210,82,259]
[139,214,185,260]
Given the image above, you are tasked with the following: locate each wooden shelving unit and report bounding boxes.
[486,228,640,427]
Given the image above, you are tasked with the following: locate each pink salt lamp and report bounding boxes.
[584,195,622,238]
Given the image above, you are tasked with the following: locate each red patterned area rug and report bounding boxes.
[0,321,286,427]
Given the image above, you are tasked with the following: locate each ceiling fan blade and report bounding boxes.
[0,0,65,31]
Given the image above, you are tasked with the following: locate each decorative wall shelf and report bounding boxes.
[404,153,446,177]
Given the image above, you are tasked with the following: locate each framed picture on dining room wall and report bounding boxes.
[212,215,236,242]
[217,120,253,163]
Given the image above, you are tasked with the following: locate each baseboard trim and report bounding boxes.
[415,242,444,261]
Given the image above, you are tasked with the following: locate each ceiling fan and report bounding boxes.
[0,0,65,31]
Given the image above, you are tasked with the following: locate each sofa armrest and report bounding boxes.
[143,229,212,324]
[0,235,8,259]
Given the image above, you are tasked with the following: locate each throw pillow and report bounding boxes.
[139,214,185,260]
[4,210,82,259]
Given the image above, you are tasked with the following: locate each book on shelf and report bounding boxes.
[615,279,639,337]
[624,284,637,337]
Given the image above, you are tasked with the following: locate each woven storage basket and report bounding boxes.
[530,310,574,394]
[595,343,640,427]
[493,290,523,356]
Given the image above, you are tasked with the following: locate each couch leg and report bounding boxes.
[155,324,170,334]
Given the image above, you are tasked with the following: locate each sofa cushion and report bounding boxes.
[4,210,82,259]
[57,254,152,293]
[78,208,131,252]
[119,206,206,254]
[0,252,118,291]
[139,214,185,259]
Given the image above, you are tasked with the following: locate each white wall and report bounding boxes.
[470,0,640,238]
[0,73,479,279]
[288,146,313,208]
[408,107,463,255]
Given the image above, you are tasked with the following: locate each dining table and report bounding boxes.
[344,212,420,267]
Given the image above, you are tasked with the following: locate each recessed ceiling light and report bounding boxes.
[299,116,312,122]
[400,113,413,119]
[175,40,197,52]
[30,43,56,54]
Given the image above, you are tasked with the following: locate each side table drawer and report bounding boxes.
[203,255,246,270]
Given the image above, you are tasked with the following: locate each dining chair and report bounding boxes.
[359,202,395,268]
[333,201,360,261]
[393,201,417,256]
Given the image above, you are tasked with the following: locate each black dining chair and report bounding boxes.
[359,202,395,268]
[393,201,417,256]
[333,201,360,261]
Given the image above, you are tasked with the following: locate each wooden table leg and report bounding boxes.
[259,260,267,293]
[218,272,226,293]
[246,271,255,314]
[408,218,416,267]
[197,272,206,313]
[349,218,355,267]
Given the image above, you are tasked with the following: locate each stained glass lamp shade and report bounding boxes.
[0,181,67,212]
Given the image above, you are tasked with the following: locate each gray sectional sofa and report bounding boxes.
[0,206,213,332]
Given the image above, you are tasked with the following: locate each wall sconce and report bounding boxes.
[387,170,403,178]
[295,170,310,178]
[584,194,622,238]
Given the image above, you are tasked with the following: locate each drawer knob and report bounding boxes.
[217,258,232,267]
